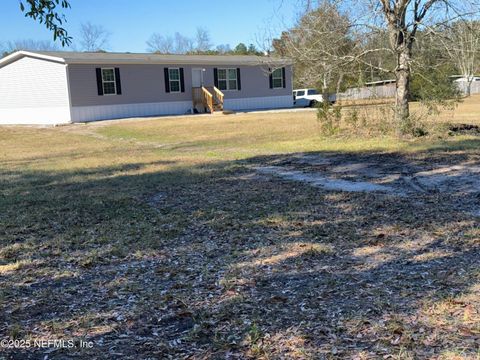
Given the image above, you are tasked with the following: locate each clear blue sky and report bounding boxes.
[0,0,298,52]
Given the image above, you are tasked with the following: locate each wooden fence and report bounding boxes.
[336,83,396,101]
[334,80,480,104]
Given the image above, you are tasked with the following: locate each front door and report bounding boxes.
[192,68,203,88]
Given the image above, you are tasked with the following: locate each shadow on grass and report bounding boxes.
[0,147,479,358]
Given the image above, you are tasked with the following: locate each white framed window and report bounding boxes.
[101,68,117,95]
[218,68,238,91]
[272,68,283,88]
[168,68,181,93]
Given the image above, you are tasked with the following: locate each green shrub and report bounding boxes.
[317,101,342,136]
[410,66,461,104]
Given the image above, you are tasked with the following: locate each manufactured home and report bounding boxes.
[0,51,293,125]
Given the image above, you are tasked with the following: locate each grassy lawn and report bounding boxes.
[1,99,479,358]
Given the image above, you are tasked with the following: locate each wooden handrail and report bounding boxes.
[192,86,220,113]
[201,86,214,113]
[213,86,224,105]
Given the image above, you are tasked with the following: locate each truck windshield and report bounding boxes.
[307,89,317,95]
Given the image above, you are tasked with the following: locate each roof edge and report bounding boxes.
[64,58,292,66]
[0,51,65,68]
[0,50,292,67]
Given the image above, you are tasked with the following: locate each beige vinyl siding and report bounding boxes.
[68,64,190,106]
[68,64,293,107]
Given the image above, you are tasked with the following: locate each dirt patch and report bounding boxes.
[256,166,402,195]
[2,147,479,359]
[449,123,480,135]
[254,153,480,217]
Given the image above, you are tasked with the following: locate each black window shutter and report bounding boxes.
[282,67,286,88]
[164,68,170,93]
[213,68,218,88]
[236,68,241,90]
[115,68,122,95]
[96,68,104,96]
[268,68,273,89]
[179,68,185,92]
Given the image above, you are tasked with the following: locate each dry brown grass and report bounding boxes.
[316,94,480,137]
[337,97,396,106]
[418,94,480,124]
[337,94,480,124]
[0,103,479,358]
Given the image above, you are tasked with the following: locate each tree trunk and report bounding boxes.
[336,72,344,95]
[395,48,411,133]
[466,76,473,97]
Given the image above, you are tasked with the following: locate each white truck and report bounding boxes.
[293,88,324,107]
[293,89,336,107]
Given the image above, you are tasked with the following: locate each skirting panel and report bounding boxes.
[70,101,193,122]
[0,107,71,125]
[223,95,293,111]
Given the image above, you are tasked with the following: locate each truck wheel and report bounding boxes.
[309,100,318,108]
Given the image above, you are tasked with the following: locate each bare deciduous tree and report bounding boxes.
[270,0,480,134]
[376,1,479,128]
[216,44,232,54]
[146,33,175,53]
[175,32,194,54]
[271,1,364,94]
[79,22,110,52]
[194,27,212,52]
[1,39,59,56]
[146,30,200,54]
[434,20,480,96]
[378,1,432,126]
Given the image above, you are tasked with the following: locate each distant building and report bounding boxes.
[450,75,480,96]
[450,75,480,82]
